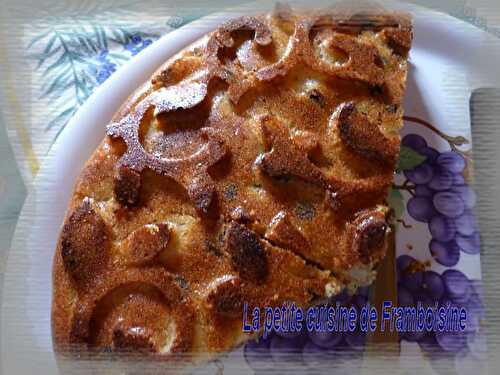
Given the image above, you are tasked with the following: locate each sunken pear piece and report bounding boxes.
[52,6,412,362]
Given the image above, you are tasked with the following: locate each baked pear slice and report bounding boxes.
[52,6,412,363]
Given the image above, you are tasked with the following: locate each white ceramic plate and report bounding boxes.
[2,1,499,373]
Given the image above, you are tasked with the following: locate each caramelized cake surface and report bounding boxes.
[52,7,413,360]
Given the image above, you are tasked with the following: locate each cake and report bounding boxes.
[52,6,412,362]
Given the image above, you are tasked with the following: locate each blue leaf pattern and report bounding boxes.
[27,21,165,139]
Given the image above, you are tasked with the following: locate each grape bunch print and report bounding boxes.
[397,256,486,375]
[244,288,369,374]
[394,116,480,266]
[394,117,486,374]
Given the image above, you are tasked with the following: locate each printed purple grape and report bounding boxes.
[407,197,437,222]
[308,330,343,349]
[331,289,351,303]
[401,269,423,293]
[301,341,332,368]
[275,319,304,338]
[244,337,273,371]
[413,292,433,309]
[356,286,370,297]
[435,330,467,352]
[402,134,427,151]
[404,163,434,185]
[404,329,426,342]
[397,255,416,282]
[406,292,431,340]
[422,270,445,301]
[450,185,476,210]
[453,174,466,185]
[437,151,466,174]
[455,210,477,236]
[442,269,471,305]
[429,215,457,242]
[419,146,439,162]
[433,191,465,218]
[456,231,480,255]
[428,169,454,191]
[269,334,305,365]
[430,239,460,267]
[398,285,414,307]
[344,329,366,350]
[415,184,434,197]
[418,334,440,353]
[398,282,424,342]
[352,294,368,310]
[397,255,416,272]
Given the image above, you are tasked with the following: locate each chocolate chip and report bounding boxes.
[369,85,383,96]
[295,202,315,220]
[223,183,238,201]
[386,104,399,113]
[175,275,190,290]
[308,89,325,108]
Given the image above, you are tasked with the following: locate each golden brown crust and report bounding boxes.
[52,7,412,362]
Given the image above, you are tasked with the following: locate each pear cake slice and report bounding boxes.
[52,6,413,362]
